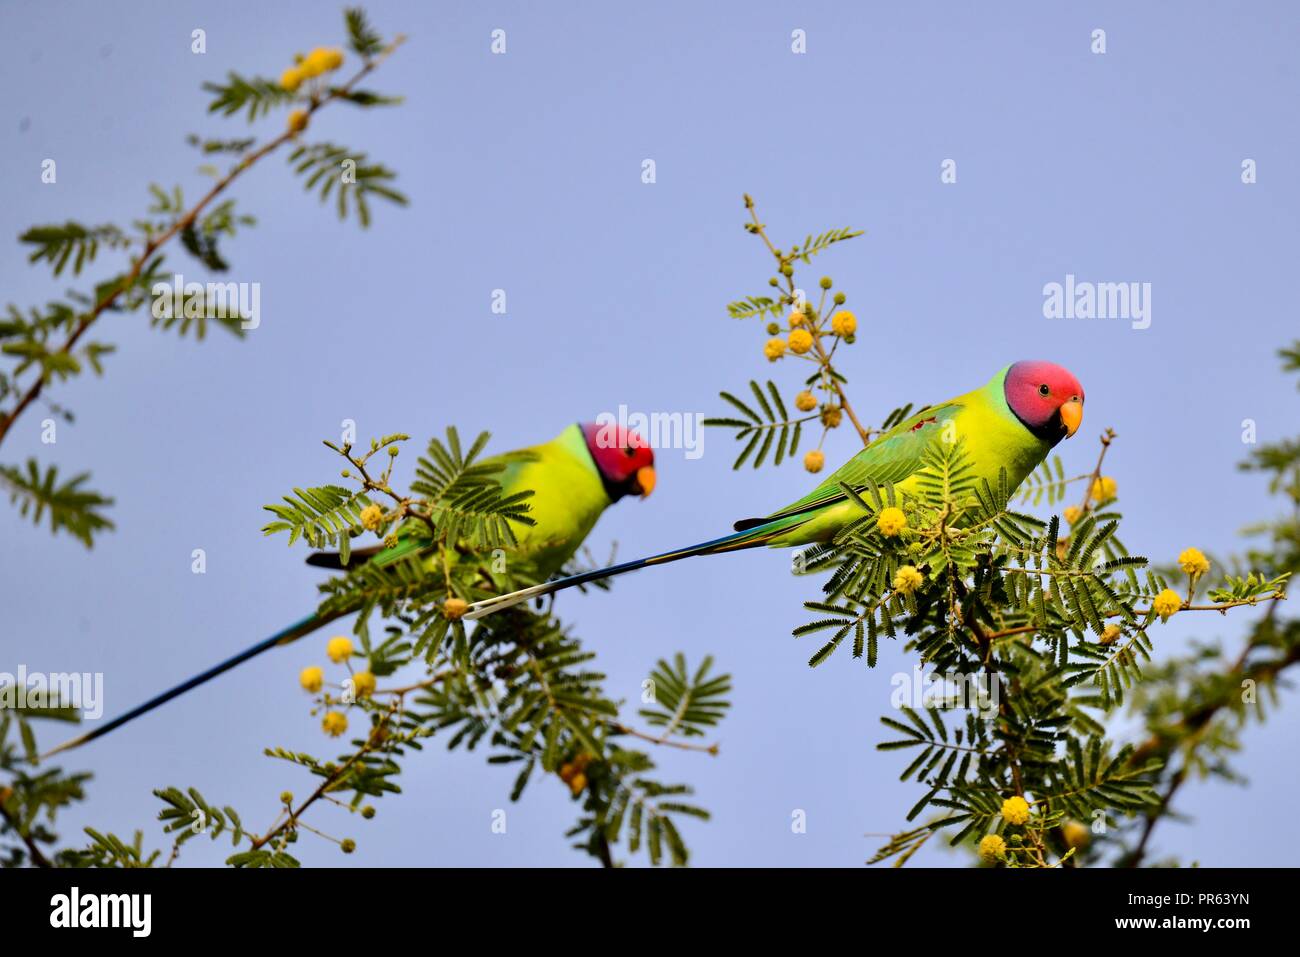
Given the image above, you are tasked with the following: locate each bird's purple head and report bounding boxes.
[1004,361,1085,444]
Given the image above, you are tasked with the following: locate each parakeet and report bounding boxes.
[463,361,1084,620]
[44,422,655,757]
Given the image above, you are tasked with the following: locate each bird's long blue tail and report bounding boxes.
[463,516,801,621]
[40,611,341,760]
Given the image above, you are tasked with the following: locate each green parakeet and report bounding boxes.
[464,361,1084,620]
[45,422,656,757]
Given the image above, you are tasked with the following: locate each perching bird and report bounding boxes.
[43,422,655,758]
[463,361,1084,620]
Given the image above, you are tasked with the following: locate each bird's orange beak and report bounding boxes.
[635,465,656,498]
[1060,398,1083,438]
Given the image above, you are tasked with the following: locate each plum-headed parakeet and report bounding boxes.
[45,422,656,756]
[463,361,1084,620]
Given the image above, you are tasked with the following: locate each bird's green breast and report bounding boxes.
[949,369,1052,492]
[495,424,612,577]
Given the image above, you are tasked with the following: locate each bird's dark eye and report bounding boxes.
[624,447,635,457]
[1038,384,1050,397]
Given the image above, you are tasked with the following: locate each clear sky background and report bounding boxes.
[2,1,1297,867]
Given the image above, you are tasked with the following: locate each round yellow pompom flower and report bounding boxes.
[352,671,376,698]
[359,504,384,531]
[1063,505,1082,525]
[1001,795,1031,825]
[321,711,348,737]
[788,328,813,354]
[821,405,843,429]
[978,833,1007,862]
[1153,588,1182,620]
[299,666,324,693]
[893,565,924,595]
[1090,475,1118,503]
[287,109,309,134]
[764,337,787,361]
[302,47,344,77]
[1099,624,1121,645]
[1062,820,1090,849]
[876,506,907,538]
[1178,547,1210,577]
[443,597,469,620]
[830,310,857,337]
[788,311,807,328]
[280,67,304,92]
[803,450,825,473]
[795,390,817,412]
[327,635,354,663]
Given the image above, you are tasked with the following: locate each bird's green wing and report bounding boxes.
[747,400,964,525]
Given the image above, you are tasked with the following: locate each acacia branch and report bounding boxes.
[0,800,51,868]
[742,195,873,446]
[0,37,406,450]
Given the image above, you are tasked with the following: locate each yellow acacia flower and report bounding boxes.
[352,671,376,698]
[299,666,324,693]
[1090,475,1117,503]
[327,635,354,663]
[287,109,309,134]
[1178,547,1210,577]
[280,67,304,92]
[978,833,1007,862]
[359,504,384,531]
[1152,588,1182,620]
[1063,505,1082,525]
[1062,820,1090,849]
[894,565,924,595]
[830,310,856,336]
[569,772,588,796]
[1099,624,1121,645]
[877,507,907,538]
[764,337,787,361]
[321,711,348,737]
[1001,795,1031,825]
[795,390,817,412]
[788,328,813,354]
[821,405,843,429]
[302,47,344,77]
[443,597,469,620]
[803,450,825,473]
[788,311,807,328]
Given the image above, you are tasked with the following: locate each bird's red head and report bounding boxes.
[1004,361,1085,444]
[580,422,656,501]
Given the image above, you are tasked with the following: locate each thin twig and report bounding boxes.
[610,722,719,755]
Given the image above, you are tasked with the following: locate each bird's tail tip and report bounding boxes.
[38,732,89,762]
[463,581,554,620]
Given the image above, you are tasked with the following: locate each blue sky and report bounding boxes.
[2,0,1297,866]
